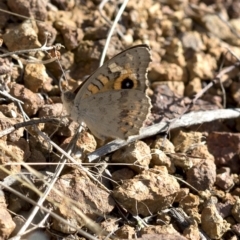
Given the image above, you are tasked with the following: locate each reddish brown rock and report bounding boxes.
[9,83,44,117]
[113,168,180,216]
[186,159,216,191]
[112,141,151,173]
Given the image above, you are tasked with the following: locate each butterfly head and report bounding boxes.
[61,91,75,115]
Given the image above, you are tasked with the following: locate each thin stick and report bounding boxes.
[0,43,63,58]
[0,9,44,23]
[99,0,129,67]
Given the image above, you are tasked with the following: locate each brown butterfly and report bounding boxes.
[62,45,152,140]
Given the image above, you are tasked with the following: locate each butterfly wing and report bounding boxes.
[73,89,151,140]
[75,44,151,99]
[62,44,152,139]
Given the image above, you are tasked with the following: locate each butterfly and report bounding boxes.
[62,44,152,140]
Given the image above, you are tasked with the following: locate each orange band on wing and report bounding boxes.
[97,74,109,85]
[87,84,100,94]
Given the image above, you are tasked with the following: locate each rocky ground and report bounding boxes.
[0,0,240,239]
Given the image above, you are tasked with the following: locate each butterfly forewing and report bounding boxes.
[75,44,151,99]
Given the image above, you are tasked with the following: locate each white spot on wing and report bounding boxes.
[126,52,134,61]
[108,62,123,73]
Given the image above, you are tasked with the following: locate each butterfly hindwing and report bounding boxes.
[73,89,151,140]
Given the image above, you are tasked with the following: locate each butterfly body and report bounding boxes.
[62,45,152,140]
